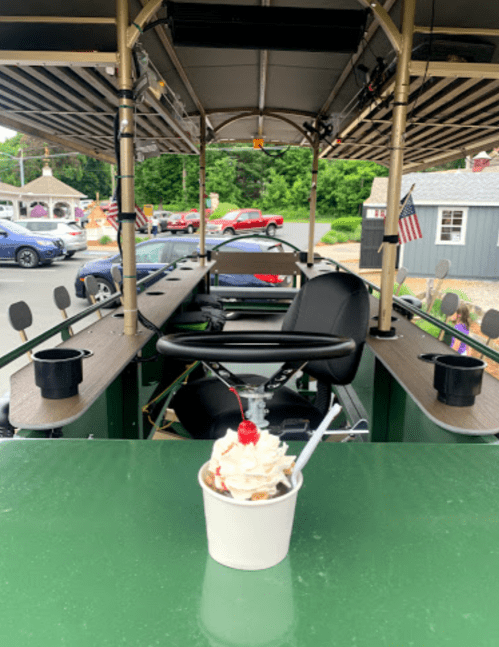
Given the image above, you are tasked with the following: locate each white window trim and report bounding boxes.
[435,207,468,246]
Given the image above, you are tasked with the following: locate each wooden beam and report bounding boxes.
[0,16,115,25]
[414,25,499,38]
[0,51,117,67]
[410,61,499,80]
[357,0,402,54]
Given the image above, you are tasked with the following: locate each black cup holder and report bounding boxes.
[112,312,125,318]
[145,291,165,295]
[180,266,193,270]
[32,348,89,399]
[166,277,180,281]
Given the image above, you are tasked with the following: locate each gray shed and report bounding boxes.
[362,171,499,280]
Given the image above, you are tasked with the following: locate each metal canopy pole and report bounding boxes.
[116,0,137,336]
[199,113,206,266]
[307,134,320,266]
[375,0,416,336]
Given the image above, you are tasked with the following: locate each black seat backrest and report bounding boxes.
[282,271,370,385]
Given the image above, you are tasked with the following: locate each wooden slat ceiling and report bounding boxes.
[323,75,499,170]
[1,1,499,171]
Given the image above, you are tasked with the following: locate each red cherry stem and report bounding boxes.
[229,387,246,421]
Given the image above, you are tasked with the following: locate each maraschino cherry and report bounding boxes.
[229,388,260,445]
[237,419,260,445]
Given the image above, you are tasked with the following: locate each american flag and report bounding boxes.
[106,202,148,231]
[398,193,422,244]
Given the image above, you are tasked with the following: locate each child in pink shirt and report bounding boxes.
[451,304,470,355]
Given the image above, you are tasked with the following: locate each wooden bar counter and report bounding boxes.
[297,262,499,438]
[9,261,213,430]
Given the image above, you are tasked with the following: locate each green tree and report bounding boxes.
[260,169,290,210]
[317,159,388,218]
[135,154,183,205]
[0,133,112,199]
[0,133,23,185]
[206,157,242,204]
[287,175,310,208]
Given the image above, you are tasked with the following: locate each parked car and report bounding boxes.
[0,218,65,267]
[0,205,14,220]
[207,209,283,236]
[17,219,87,257]
[74,236,288,304]
[166,211,204,234]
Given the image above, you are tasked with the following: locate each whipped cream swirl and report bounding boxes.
[208,428,296,501]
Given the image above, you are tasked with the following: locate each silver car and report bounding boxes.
[17,219,87,257]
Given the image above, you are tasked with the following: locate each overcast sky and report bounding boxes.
[0,126,17,142]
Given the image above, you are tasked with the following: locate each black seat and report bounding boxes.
[170,272,370,439]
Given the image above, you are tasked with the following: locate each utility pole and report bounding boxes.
[19,148,24,186]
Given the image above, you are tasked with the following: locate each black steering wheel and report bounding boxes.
[156,331,355,362]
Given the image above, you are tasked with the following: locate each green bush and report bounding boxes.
[395,283,415,297]
[99,235,112,245]
[331,216,362,233]
[163,203,186,213]
[135,236,148,243]
[320,230,352,244]
[210,202,240,219]
[320,225,362,244]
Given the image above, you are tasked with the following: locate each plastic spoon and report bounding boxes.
[291,403,342,489]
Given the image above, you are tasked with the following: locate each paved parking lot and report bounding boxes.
[0,250,108,395]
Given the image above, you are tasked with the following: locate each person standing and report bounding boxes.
[451,304,471,355]
[151,215,159,238]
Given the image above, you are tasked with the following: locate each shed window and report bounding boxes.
[366,208,386,219]
[436,208,467,245]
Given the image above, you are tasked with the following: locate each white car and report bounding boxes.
[0,205,14,220]
[17,219,87,257]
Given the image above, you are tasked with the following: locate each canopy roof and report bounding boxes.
[1,1,499,171]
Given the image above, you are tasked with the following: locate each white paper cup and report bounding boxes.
[198,462,303,571]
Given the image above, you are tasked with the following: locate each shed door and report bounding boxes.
[359,217,399,269]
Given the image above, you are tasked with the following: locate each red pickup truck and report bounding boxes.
[206,209,283,237]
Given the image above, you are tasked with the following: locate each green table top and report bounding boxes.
[1,440,498,647]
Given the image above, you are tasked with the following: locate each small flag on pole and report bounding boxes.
[106,202,148,231]
[398,193,422,244]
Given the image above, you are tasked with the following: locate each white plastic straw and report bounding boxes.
[290,403,342,489]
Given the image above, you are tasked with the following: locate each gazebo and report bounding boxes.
[0,180,21,216]
[0,151,86,219]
